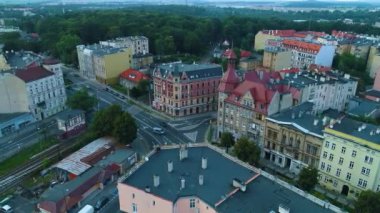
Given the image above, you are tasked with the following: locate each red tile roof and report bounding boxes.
[282,39,321,53]
[262,30,296,37]
[278,68,300,74]
[240,50,252,58]
[218,51,240,93]
[16,66,54,83]
[120,68,149,83]
[308,64,332,73]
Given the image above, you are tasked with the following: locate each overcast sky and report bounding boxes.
[1,0,380,4]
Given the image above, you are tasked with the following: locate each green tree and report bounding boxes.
[354,190,380,213]
[233,137,260,166]
[55,34,81,65]
[112,112,137,145]
[91,105,137,145]
[66,89,97,112]
[220,132,235,152]
[297,167,318,191]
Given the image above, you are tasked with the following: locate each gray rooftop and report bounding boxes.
[348,97,380,118]
[217,176,332,213]
[156,63,222,80]
[328,118,380,145]
[365,89,380,98]
[5,51,42,69]
[0,112,32,123]
[124,146,335,212]
[56,109,84,121]
[96,149,135,167]
[125,146,255,206]
[41,166,103,202]
[80,44,127,57]
[267,102,341,138]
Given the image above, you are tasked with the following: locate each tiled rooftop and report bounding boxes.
[157,62,222,80]
[15,66,54,83]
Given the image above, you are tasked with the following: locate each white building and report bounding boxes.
[99,36,149,55]
[11,60,67,120]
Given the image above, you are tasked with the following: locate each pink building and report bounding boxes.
[365,70,380,102]
[117,145,337,213]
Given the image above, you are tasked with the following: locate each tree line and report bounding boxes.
[0,6,377,66]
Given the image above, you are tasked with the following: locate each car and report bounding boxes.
[160,122,168,128]
[94,197,109,210]
[153,127,165,135]
[0,205,13,213]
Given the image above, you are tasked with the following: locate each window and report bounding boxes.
[336,169,341,177]
[331,143,336,150]
[364,156,373,164]
[132,203,137,213]
[329,154,334,161]
[341,147,346,154]
[352,150,357,157]
[346,173,351,181]
[324,176,329,183]
[326,165,331,172]
[358,179,368,188]
[333,180,338,187]
[190,199,196,208]
[320,162,325,170]
[323,151,327,158]
[361,167,370,176]
[153,201,155,206]
[132,193,135,199]
[325,141,330,148]
[349,161,354,169]
[338,157,344,165]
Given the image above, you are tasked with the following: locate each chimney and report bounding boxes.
[145,186,151,193]
[179,146,188,161]
[376,128,380,134]
[322,116,328,125]
[201,157,207,169]
[199,175,204,186]
[153,174,160,187]
[181,178,186,189]
[168,160,173,173]
[298,111,303,118]
[313,119,318,126]
[291,112,295,119]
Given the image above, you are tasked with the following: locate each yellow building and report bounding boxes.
[0,73,29,113]
[93,48,132,84]
[318,118,380,199]
[263,47,292,71]
[366,46,380,78]
[254,30,296,51]
[0,54,10,71]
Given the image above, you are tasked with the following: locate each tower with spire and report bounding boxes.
[217,50,240,137]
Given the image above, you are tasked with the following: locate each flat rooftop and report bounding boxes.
[122,145,336,212]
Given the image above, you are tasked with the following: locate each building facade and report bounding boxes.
[77,44,132,84]
[16,65,67,120]
[318,118,380,199]
[263,46,292,71]
[264,102,341,175]
[119,68,149,90]
[152,62,222,117]
[254,30,296,51]
[100,36,149,55]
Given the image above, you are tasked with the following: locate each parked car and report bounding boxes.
[160,122,168,128]
[153,127,165,135]
[95,197,109,210]
[0,205,13,213]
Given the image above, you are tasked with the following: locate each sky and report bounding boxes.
[1,0,380,4]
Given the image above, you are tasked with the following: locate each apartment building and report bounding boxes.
[117,144,337,213]
[254,30,296,51]
[364,71,380,102]
[152,62,222,117]
[263,44,292,71]
[77,44,132,84]
[366,45,380,78]
[318,118,380,199]
[100,36,149,55]
[264,102,342,175]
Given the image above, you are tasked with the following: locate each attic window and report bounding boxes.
[129,74,136,79]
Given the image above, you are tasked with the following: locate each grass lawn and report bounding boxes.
[0,138,58,176]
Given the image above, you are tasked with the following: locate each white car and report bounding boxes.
[153,127,165,135]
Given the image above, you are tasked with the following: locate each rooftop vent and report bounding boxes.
[145,186,151,193]
[376,128,380,134]
[201,157,208,169]
[313,119,318,126]
[199,175,204,186]
[181,178,186,189]
[168,160,173,173]
[279,204,290,213]
[232,178,246,192]
[179,146,188,161]
[153,174,160,187]
[291,112,295,119]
